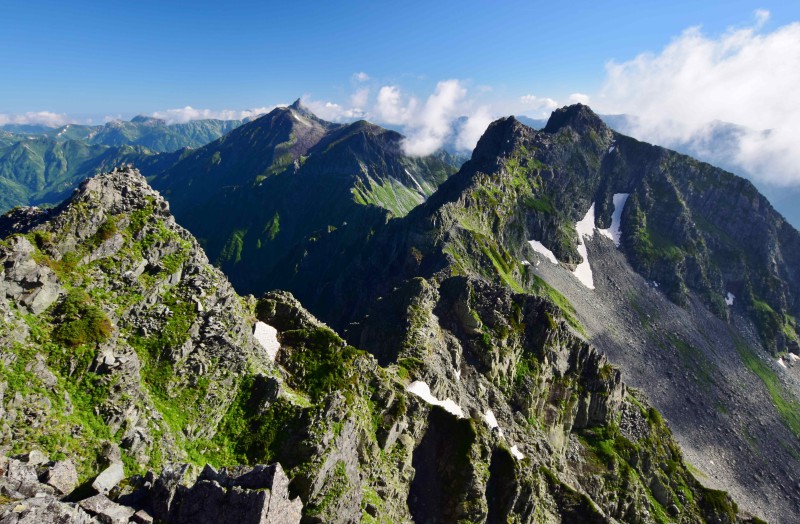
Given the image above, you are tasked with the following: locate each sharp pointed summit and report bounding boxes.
[543,103,608,134]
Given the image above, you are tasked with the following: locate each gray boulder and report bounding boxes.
[91,462,124,496]
[0,496,94,524]
[43,460,79,496]
[79,494,135,524]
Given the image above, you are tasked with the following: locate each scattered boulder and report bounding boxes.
[15,451,48,467]
[79,494,135,524]
[0,453,301,524]
[5,460,37,485]
[0,496,94,524]
[148,462,302,524]
[43,460,79,496]
[92,462,124,495]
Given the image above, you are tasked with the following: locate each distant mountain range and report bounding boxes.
[0,116,249,213]
[3,101,800,522]
[1,115,246,151]
[149,100,462,293]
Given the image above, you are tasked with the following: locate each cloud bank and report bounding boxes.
[597,10,800,186]
[519,94,558,113]
[150,106,277,124]
[0,111,69,127]
[306,80,493,156]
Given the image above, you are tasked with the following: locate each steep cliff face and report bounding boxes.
[535,105,799,353]
[0,168,743,523]
[0,167,274,473]
[150,102,459,295]
[258,106,800,521]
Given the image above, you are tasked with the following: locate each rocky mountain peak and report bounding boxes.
[129,115,166,125]
[543,103,608,135]
[471,116,531,164]
[73,165,169,217]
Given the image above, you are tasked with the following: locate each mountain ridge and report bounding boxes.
[252,103,800,521]
[0,166,745,523]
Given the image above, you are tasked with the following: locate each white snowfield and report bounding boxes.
[725,292,735,306]
[598,193,629,247]
[573,204,597,289]
[484,409,504,436]
[406,381,465,418]
[405,168,425,193]
[570,194,630,289]
[481,409,529,460]
[253,321,280,362]
[528,240,558,264]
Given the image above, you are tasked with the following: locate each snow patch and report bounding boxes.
[598,193,629,247]
[406,381,465,418]
[404,168,425,194]
[788,353,800,362]
[291,112,312,127]
[528,240,558,264]
[608,145,615,153]
[484,410,504,436]
[725,292,735,306]
[510,445,525,460]
[778,358,788,369]
[253,322,280,362]
[572,204,596,289]
[520,260,531,266]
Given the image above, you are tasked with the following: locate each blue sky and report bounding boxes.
[2,1,797,118]
[3,1,800,193]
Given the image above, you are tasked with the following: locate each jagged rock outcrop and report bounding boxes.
[148,101,459,295]
[1,167,746,522]
[0,454,301,524]
[0,166,274,473]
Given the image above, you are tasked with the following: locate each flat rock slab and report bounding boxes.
[79,494,135,524]
[91,462,124,495]
[44,460,79,495]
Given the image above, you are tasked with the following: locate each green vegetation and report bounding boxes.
[352,175,424,217]
[280,327,363,402]
[629,207,684,266]
[699,487,738,522]
[52,288,112,348]
[307,460,350,517]
[734,337,800,438]
[666,334,714,391]
[264,212,281,242]
[196,376,301,466]
[218,229,247,265]
[529,275,584,335]
[522,195,554,214]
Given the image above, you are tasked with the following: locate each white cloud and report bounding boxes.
[353,72,370,82]
[456,106,493,151]
[350,88,370,112]
[568,93,591,105]
[150,106,277,124]
[402,80,467,156]
[519,94,559,112]
[0,111,69,127]
[371,81,494,155]
[374,85,416,125]
[754,8,770,29]
[301,97,366,121]
[596,10,800,186]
